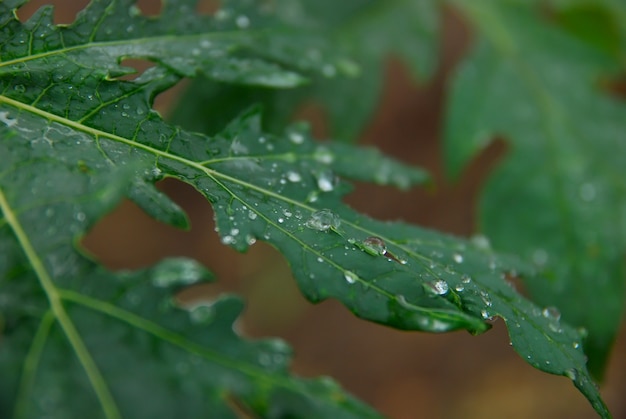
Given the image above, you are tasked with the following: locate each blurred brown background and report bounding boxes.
[19,1,626,418]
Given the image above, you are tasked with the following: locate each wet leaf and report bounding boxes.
[172,0,440,140]
[0,1,612,418]
[445,2,626,386]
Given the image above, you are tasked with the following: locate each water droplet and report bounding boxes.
[190,304,214,323]
[315,169,336,192]
[565,368,577,381]
[152,258,208,287]
[362,236,386,255]
[313,146,334,164]
[305,209,341,232]
[151,167,162,178]
[13,84,26,93]
[75,212,86,222]
[248,211,257,220]
[579,182,596,202]
[461,274,472,284]
[344,270,359,284]
[221,235,235,244]
[286,170,302,182]
[200,39,212,48]
[453,253,464,263]
[532,248,549,266]
[572,341,580,349]
[454,284,465,292]
[246,235,257,245]
[191,48,200,56]
[542,306,561,321]
[471,234,491,250]
[278,217,284,223]
[230,228,239,236]
[215,9,230,21]
[424,279,449,295]
[322,64,336,77]
[236,15,250,28]
[288,131,304,144]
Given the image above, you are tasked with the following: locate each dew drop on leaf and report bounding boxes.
[453,253,464,263]
[322,64,336,77]
[236,15,250,28]
[579,182,596,202]
[362,236,387,255]
[221,235,235,244]
[424,279,449,295]
[542,306,561,321]
[532,248,549,266]
[470,234,491,250]
[286,170,302,182]
[344,270,359,284]
[565,368,578,381]
[304,209,341,231]
[189,304,214,324]
[288,131,304,144]
[313,146,334,164]
[315,169,336,192]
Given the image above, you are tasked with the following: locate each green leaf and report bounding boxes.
[172,0,440,140]
[0,1,611,417]
[445,2,626,381]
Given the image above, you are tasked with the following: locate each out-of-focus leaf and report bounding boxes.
[171,0,440,141]
[445,1,626,381]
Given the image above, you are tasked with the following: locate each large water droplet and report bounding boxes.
[344,270,359,284]
[362,236,387,255]
[322,64,336,78]
[532,248,549,266]
[189,304,214,324]
[453,253,464,263]
[565,368,578,381]
[313,146,334,164]
[305,209,341,232]
[286,170,302,182]
[152,258,209,287]
[315,169,336,192]
[471,234,491,250]
[424,279,449,295]
[542,306,561,321]
[579,182,596,202]
[236,15,250,28]
[289,131,305,144]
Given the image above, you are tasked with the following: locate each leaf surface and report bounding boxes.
[445,2,626,381]
[172,0,440,140]
[0,1,611,418]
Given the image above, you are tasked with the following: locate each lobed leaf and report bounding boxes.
[445,1,626,384]
[0,1,612,418]
[172,0,440,140]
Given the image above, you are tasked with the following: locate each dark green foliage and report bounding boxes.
[1,1,622,418]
